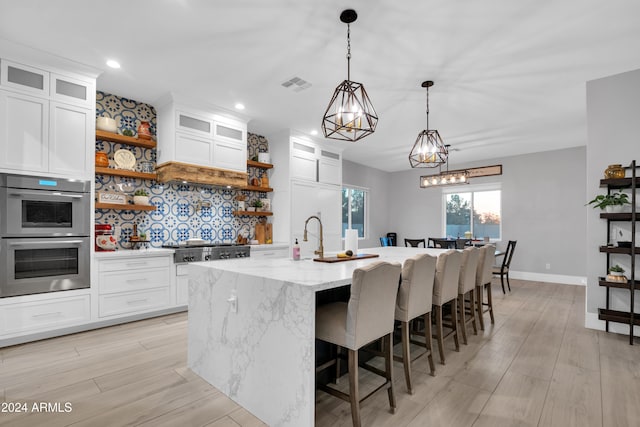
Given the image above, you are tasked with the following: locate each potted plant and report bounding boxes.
[133,189,150,205]
[251,199,263,212]
[609,264,625,276]
[586,191,630,213]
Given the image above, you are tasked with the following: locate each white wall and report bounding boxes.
[341,160,391,249]
[386,146,587,279]
[586,68,640,331]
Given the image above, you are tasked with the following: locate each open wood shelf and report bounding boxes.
[598,277,640,289]
[247,160,273,169]
[599,308,640,326]
[96,130,157,149]
[600,212,640,221]
[600,177,640,189]
[599,245,639,254]
[240,185,273,192]
[95,166,157,180]
[96,202,156,211]
[233,210,273,216]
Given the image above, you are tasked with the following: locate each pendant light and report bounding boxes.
[420,145,470,187]
[321,9,378,142]
[409,80,448,168]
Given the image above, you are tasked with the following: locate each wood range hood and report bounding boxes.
[156,161,247,188]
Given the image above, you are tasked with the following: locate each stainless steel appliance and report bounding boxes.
[163,243,251,264]
[0,173,91,298]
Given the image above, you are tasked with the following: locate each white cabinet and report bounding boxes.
[0,293,91,336]
[250,245,289,259]
[157,97,248,173]
[0,57,95,179]
[97,254,172,318]
[290,138,342,185]
[0,91,48,173]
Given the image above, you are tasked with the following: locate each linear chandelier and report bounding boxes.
[409,80,448,168]
[321,9,378,142]
[420,145,469,187]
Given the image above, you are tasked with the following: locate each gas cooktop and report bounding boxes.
[163,243,250,263]
[161,242,244,249]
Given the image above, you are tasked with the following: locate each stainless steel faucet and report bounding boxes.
[303,215,324,259]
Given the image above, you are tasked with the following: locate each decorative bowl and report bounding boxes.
[96,117,117,133]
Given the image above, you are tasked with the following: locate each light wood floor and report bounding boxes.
[1,279,639,427]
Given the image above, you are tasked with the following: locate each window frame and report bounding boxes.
[342,184,369,240]
[442,183,502,241]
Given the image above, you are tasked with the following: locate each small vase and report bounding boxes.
[604,164,625,179]
[133,195,150,205]
[95,152,109,167]
[137,121,152,140]
[605,205,624,213]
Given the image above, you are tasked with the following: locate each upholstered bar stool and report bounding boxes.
[475,244,496,331]
[432,250,462,364]
[457,246,480,345]
[316,261,402,427]
[394,253,437,394]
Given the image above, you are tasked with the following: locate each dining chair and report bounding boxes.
[455,238,471,249]
[386,232,398,246]
[404,238,426,248]
[432,250,462,364]
[316,261,402,427]
[475,244,496,331]
[492,240,517,293]
[457,246,480,345]
[380,236,391,246]
[394,253,437,393]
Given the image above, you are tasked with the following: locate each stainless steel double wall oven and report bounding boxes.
[0,173,91,297]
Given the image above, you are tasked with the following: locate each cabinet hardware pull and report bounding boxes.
[126,299,148,305]
[32,311,63,318]
[126,278,148,283]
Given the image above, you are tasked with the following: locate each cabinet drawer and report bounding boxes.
[98,256,171,272]
[0,294,90,336]
[99,268,170,294]
[99,288,170,318]
[251,248,288,259]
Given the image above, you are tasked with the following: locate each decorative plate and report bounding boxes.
[113,149,136,170]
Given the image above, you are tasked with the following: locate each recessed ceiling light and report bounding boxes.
[234,103,245,110]
[310,130,318,136]
[106,60,121,69]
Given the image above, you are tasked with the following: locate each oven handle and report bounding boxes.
[9,191,84,199]
[8,240,85,247]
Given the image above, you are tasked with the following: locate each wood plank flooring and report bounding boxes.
[1,279,640,426]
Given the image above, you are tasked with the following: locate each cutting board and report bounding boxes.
[265,223,272,242]
[255,221,266,244]
[313,253,380,263]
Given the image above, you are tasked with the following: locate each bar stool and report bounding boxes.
[394,253,437,394]
[457,246,480,345]
[476,244,496,331]
[432,250,462,365]
[316,261,402,427]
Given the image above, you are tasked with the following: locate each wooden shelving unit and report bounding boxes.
[247,160,273,169]
[95,166,157,180]
[95,202,156,211]
[240,185,273,192]
[96,130,157,149]
[232,210,273,217]
[597,160,638,345]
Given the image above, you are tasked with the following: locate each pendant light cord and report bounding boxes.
[346,23,351,81]
[425,84,430,130]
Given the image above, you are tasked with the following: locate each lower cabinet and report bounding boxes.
[97,254,172,318]
[250,246,289,259]
[0,293,91,336]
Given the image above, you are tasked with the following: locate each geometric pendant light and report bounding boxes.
[321,9,378,142]
[408,80,448,168]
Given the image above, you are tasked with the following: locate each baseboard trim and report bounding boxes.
[509,271,587,286]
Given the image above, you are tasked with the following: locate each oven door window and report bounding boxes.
[22,200,73,228]
[15,247,79,279]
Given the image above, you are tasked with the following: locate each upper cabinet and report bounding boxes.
[157,96,248,174]
[290,137,342,186]
[0,58,96,179]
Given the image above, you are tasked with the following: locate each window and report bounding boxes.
[342,186,368,238]
[444,185,501,240]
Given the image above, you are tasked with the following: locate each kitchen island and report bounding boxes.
[187,246,445,427]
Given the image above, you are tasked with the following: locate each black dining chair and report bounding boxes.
[404,238,426,248]
[455,238,471,249]
[492,240,517,293]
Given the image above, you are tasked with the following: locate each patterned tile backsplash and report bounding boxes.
[95,91,270,249]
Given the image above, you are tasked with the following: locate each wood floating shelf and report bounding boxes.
[599,212,640,221]
[599,245,640,254]
[233,210,273,216]
[95,166,157,180]
[96,202,156,211]
[600,177,640,189]
[240,185,273,192]
[598,308,640,326]
[598,278,640,290]
[247,160,273,169]
[96,130,157,149]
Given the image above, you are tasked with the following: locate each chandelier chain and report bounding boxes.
[346,23,351,81]
[425,84,430,130]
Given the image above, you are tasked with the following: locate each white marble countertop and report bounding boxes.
[190,246,446,292]
[94,248,175,259]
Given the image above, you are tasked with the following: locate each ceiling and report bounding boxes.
[1,0,639,172]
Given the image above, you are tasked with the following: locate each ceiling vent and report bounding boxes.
[281,77,312,92]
